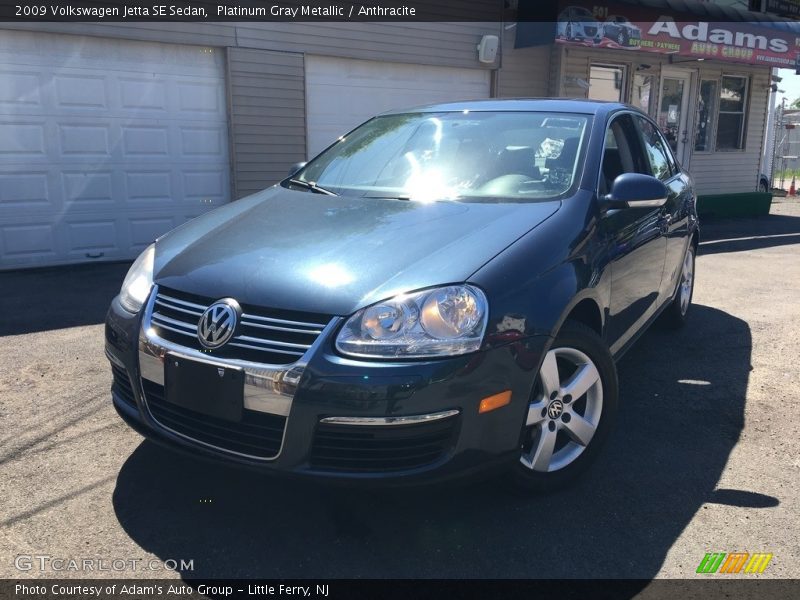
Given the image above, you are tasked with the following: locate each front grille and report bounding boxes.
[143,380,285,459]
[309,417,459,473]
[111,363,136,409]
[584,25,597,36]
[149,286,332,365]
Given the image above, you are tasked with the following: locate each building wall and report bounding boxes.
[226,48,307,198]
[547,45,771,195]
[1,21,502,199]
[495,26,551,97]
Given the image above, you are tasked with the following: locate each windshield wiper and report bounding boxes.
[287,178,337,196]
[363,194,411,201]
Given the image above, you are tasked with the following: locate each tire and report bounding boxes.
[617,31,628,46]
[512,320,619,492]
[660,242,696,329]
[759,180,769,193]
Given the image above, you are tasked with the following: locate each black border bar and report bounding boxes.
[3,579,800,600]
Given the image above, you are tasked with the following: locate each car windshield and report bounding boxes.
[285,111,590,203]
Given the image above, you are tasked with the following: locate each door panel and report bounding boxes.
[635,116,692,302]
[657,73,691,166]
[601,114,666,353]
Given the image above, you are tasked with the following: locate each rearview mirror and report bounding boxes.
[601,173,668,211]
[287,161,307,177]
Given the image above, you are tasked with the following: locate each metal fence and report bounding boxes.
[770,106,800,191]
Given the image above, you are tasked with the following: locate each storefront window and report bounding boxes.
[588,64,625,102]
[717,75,748,150]
[631,73,654,115]
[695,80,718,152]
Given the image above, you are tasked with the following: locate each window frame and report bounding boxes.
[588,63,628,103]
[634,114,680,181]
[715,74,750,152]
[597,111,651,196]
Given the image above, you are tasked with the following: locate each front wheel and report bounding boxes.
[513,321,619,492]
[660,242,696,329]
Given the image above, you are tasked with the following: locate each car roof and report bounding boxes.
[379,98,639,117]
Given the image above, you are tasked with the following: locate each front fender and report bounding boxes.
[471,191,612,342]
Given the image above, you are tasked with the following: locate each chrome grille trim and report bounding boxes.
[240,320,323,335]
[151,313,197,332]
[138,286,343,461]
[233,335,311,350]
[241,312,328,329]
[156,293,206,311]
[154,297,203,317]
[147,287,332,366]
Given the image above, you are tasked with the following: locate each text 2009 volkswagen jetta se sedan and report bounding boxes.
[106,99,698,490]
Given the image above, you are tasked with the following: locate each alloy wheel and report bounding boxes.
[520,347,603,472]
[679,247,694,316]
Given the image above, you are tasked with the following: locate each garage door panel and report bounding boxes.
[0,70,42,106]
[122,126,170,157]
[180,126,226,157]
[54,74,108,109]
[1,223,57,260]
[59,124,110,156]
[66,220,119,255]
[0,121,46,155]
[62,171,115,205]
[125,171,173,203]
[0,171,50,207]
[176,81,224,114]
[184,170,227,201]
[0,31,230,268]
[305,56,490,156]
[129,217,178,252]
[119,77,169,112]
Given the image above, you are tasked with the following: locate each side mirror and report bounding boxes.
[287,161,307,177]
[601,173,668,211]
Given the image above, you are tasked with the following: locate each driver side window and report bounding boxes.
[600,114,646,195]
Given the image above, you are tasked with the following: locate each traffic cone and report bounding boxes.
[790,176,796,196]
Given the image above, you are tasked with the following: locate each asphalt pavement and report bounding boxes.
[1,200,798,581]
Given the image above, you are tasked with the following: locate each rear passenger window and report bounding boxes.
[637,117,675,181]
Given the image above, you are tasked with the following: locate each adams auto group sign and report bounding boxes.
[555,1,799,67]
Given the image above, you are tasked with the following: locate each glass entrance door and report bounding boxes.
[658,72,691,165]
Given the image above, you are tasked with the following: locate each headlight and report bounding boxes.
[119,244,155,313]
[336,285,488,359]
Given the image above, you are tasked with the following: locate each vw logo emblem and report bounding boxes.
[197,299,240,349]
[547,399,564,419]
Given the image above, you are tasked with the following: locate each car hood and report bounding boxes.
[154,187,559,316]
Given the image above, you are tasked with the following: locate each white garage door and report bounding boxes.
[305,56,490,157]
[0,31,230,269]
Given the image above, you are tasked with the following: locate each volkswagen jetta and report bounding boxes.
[105,99,698,490]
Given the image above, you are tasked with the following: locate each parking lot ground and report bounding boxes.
[1,200,799,580]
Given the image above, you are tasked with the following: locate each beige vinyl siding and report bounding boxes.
[1,21,501,70]
[235,23,501,70]
[227,48,306,199]
[495,24,552,97]
[2,21,236,47]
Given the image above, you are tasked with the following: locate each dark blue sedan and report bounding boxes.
[106,99,698,490]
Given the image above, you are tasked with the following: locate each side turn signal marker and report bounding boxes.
[479,390,512,414]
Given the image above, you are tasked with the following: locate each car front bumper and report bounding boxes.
[105,288,550,483]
